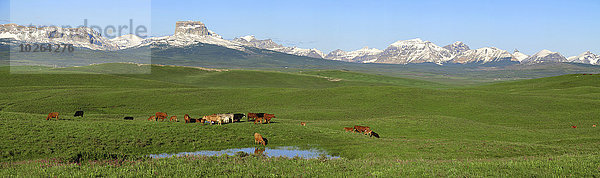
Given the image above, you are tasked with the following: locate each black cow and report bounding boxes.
[74,111,84,117]
[123,117,134,120]
[370,131,380,138]
[233,113,245,122]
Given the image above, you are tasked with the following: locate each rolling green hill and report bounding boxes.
[0,64,599,176]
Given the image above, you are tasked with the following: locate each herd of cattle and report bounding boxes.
[45,110,379,148]
[146,112,276,125]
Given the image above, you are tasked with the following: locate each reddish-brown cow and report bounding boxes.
[46,112,59,120]
[155,112,168,121]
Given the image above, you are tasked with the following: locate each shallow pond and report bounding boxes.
[148,147,340,159]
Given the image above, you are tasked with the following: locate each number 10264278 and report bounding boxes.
[18,43,74,53]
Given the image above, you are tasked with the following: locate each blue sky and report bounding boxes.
[2,0,599,56]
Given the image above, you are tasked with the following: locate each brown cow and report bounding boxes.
[147,116,156,121]
[344,127,354,132]
[46,112,59,120]
[263,114,276,124]
[353,125,371,133]
[300,122,306,126]
[254,133,266,145]
[184,114,191,123]
[155,112,168,121]
[247,113,264,121]
[253,117,263,124]
[169,116,178,122]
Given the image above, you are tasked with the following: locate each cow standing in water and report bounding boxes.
[254,147,265,155]
[46,112,59,120]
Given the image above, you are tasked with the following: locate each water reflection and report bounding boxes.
[148,146,340,159]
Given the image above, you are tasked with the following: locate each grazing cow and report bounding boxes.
[254,147,265,155]
[344,127,354,132]
[184,114,191,123]
[203,114,223,125]
[353,125,371,133]
[572,126,577,128]
[46,112,59,120]
[74,111,84,117]
[247,113,265,121]
[123,117,134,120]
[254,117,263,124]
[254,133,266,146]
[369,131,380,138]
[155,112,168,121]
[233,113,245,122]
[147,116,156,121]
[300,122,306,126]
[170,116,178,122]
[263,114,276,124]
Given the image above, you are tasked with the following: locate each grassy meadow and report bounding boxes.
[0,64,599,176]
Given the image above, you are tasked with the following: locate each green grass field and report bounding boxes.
[0,64,599,176]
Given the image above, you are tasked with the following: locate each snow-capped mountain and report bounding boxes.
[375,38,454,64]
[325,47,383,63]
[232,35,325,58]
[0,23,119,50]
[512,49,529,62]
[110,34,144,49]
[138,21,245,51]
[443,41,470,55]
[451,47,514,64]
[568,51,599,65]
[522,49,567,64]
[232,35,282,49]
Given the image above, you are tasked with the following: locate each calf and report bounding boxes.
[300,122,306,126]
[370,131,380,138]
[74,111,84,117]
[593,125,597,127]
[46,112,59,120]
[572,126,577,128]
[123,117,134,120]
[254,133,266,146]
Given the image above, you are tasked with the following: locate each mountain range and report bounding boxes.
[0,21,598,66]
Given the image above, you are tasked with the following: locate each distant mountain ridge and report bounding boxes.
[1,20,598,66]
